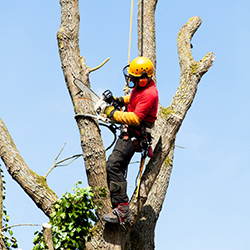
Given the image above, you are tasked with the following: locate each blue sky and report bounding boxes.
[0,0,250,249]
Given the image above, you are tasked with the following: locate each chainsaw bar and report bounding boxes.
[74,78,100,103]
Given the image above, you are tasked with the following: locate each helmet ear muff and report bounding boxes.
[139,78,148,87]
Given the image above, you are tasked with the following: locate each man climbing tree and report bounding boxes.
[102,57,158,225]
[0,0,215,249]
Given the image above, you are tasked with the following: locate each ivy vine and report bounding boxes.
[1,167,18,249]
[33,181,106,250]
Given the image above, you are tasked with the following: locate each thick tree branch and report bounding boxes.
[130,16,214,224]
[0,119,58,217]
[57,0,111,220]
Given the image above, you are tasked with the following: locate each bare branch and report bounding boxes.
[44,154,83,179]
[44,143,67,179]
[0,232,15,243]
[0,119,58,217]
[44,142,83,180]
[1,223,42,231]
[55,142,66,162]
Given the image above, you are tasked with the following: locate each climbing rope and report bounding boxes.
[128,0,134,65]
[127,0,144,62]
[140,0,144,57]
[99,123,120,151]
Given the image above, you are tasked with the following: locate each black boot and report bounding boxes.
[102,202,133,224]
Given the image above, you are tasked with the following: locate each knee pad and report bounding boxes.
[109,181,127,195]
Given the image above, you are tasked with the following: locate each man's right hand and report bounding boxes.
[103,105,116,118]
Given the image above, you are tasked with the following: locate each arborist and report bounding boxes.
[101,56,159,224]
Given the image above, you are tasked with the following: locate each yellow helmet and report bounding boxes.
[127,57,154,77]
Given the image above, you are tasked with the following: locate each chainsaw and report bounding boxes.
[73,78,120,123]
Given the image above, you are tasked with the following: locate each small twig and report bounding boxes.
[89,57,110,73]
[175,145,186,149]
[0,232,16,242]
[56,154,83,167]
[55,142,66,162]
[44,143,67,179]
[44,143,83,179]
[1,223,42,242]
[1,223,42,231]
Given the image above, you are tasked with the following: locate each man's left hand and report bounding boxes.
[103,105,116,118]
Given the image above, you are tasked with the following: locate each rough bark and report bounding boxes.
[0,119,58,217]
[130,144,175,250]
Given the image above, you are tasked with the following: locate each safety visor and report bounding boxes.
[123,65,139,88]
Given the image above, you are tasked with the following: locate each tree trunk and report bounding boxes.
[57,1,214,249]
[130,144,175,249]
[0,1,215,249]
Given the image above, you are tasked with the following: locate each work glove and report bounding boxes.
[103,105,116,118]
[112,96,124,107]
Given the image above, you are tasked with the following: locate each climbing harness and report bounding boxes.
[120,122,154,198]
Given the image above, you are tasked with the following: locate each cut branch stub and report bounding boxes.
[177,16,202,67]
[177,16,215,80]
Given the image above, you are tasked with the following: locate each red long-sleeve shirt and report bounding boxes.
[127,80,158,123]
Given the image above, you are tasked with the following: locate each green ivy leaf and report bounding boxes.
[60,212,66,219]
[54,204,60,209]
[32,182,104,250]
